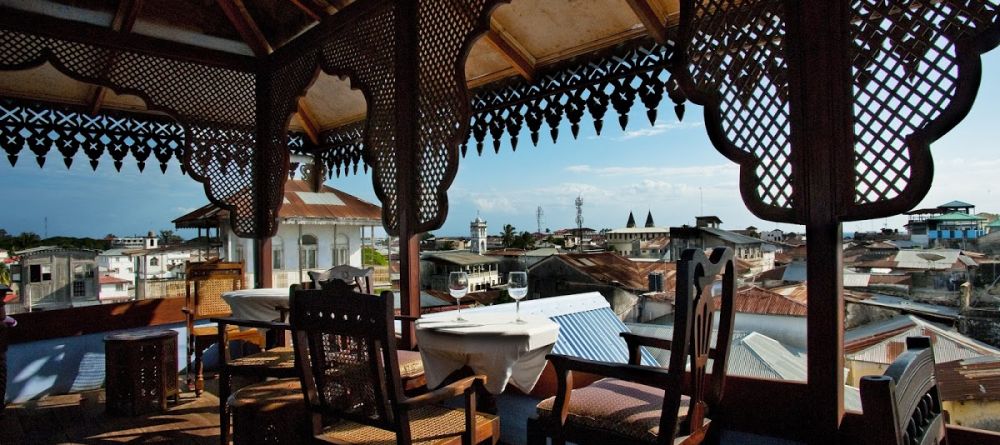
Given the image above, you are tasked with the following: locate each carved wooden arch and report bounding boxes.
[0,26,269,238]
[675,0,1000,224]
[267,0,512,237]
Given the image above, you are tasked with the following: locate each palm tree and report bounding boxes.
[501,224,516,248]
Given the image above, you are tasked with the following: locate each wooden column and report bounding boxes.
[255,238,273,288]
[786,3,853,443]
[395,0,421,351]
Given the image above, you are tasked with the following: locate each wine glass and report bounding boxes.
[448,271,469,322]
[508,271,528,324]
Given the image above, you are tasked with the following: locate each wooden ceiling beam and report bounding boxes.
[296,98,322,145]
[216,0,273,56]
[287,0,324,21]
[624,0,669,44]
[0,9,257,71]
[216,0,321,144]
[89,0,143,115]
[482,19,535,83]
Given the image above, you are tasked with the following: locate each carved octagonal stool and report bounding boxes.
[104,330,180,416]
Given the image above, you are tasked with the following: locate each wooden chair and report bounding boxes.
[860,336,946,445]
[308,264,374,293]
[213,315,296,445]
[528,247,736,445]
[289,280,499,445]
[183,261,263,396]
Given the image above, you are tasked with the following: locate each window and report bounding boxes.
[73,280,85,297]
[334,234,350,266]
[301,235,318,269]
[272,237,284,270]
[115,283,125,291]
[150,257,159,267]
[29,264,41,283]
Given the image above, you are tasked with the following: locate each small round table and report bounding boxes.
[104,330,179,416]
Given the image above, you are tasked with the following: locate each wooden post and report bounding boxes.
[255,238,272,289]
[395,0,420,351]
[785,3,853,442]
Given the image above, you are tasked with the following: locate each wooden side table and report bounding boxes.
[104,330,180,416]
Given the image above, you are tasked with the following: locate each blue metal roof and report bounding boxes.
[551,308,658,366]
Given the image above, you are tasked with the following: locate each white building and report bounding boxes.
[606,211,670,257]
[174,179,382,287]
[98,275,131,303]
[470,216,487,254]
[97,248,135,284]
[110,232,159,250]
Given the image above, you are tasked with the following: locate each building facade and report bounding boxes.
[174,179,382,287]
[606,211,670,257]
[470,216,488,254]
[10,246,100,313]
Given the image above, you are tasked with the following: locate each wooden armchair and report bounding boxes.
[213,315,296,445]
[860,336,946,445]
[528,247,736,445]
[289,280,499,445]
[183,261,263,396]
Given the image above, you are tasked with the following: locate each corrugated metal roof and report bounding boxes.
[700,227,764,245]
[544,252,674,291]
[174,180,381,228]
[735,286,807,317]
[552,308,656,365]
[781,261,807,282]
[937,357,1000,402]
[843,292,959,320]
[422,251,502,266]
[845,315,1000,365]
[940,200,975,208]
[927,212,983,222]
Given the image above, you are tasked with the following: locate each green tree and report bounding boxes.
[159,230,183,246]
[13,232,41,250]
[501,224,516,248]
[512,231,536,250]
[362,246,389,266]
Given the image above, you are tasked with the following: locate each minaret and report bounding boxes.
[626,211,636,228]
[645,211,655,228]
[470,215,488,254]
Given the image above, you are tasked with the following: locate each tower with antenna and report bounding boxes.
[536,206,544,234]
[575,196,584,252]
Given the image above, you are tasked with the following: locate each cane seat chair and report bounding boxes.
[860,336,946,445]
[289,280,499,445]
[183,261,263,396]
[528,247,737,445]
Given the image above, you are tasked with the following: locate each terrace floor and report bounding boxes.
[0,378,542,445]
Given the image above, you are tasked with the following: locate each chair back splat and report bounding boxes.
[290,280,405,434]
[860,336,945,445]
[665,247,736,440]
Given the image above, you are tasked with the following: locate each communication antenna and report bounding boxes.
[575,196,584,252]
[536,206,544,234]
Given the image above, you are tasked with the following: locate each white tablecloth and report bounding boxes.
[222,288,290,322]
[415,313,559,395]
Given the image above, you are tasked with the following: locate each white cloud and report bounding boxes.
[617,120,705,140]
[564,163,738,178]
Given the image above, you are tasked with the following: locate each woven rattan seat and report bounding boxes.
[318,404,497,445]
[229,346,294,369]
[229,378,310,445]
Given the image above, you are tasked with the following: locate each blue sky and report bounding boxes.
[3,50,998,239]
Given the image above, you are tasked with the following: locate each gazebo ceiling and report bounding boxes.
[0,0,678,133]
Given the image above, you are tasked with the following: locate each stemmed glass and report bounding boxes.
[448,271,469,322]
[508,271,528,324]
